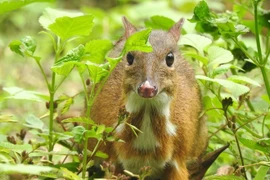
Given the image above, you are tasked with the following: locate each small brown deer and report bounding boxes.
[89,17,208,179]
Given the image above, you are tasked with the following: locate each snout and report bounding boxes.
[137,80,158,98]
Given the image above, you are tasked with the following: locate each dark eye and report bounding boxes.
[165,52,174,67]
[126,52,134,65]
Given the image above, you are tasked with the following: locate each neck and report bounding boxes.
[122,92,176,151]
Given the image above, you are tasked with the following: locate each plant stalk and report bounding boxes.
[234,133,248,179]
[48,72,56,161]
[260,67,270,100]
[48,37,61,161]
[82,81,96,179]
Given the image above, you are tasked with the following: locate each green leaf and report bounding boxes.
[71,126,85,143]
[52,45,85,76]
[3,87,49,102]
[107,56,122,70]
[39,8,83,30]
[183,52,208,65]
[61,97,74,115]
[0,163,57,177]
[0,0,55,15]
[180,34,212,55]
[205,175,245,180]
[239,137,270,153]
[96,124,105,134]
[85,129,102,140]
[196,75,250,97]
[0,115,17,123]
[55,44,85,66]
[86,62,109,84]
[53,162,80,173]
[190,0,211,22]
[212,64,243,77]
[48,15,94,40]
[85,40,113,64]
[0,142,32,153]
[9,36,39,61]
[214,18,249,38]
[227,75,261,87]
[61,117,95,125]
[208,46,233,68]
[124,28,153,53]
[60,167,82,180]
[254,166,270,180]
[52,61,77,76]
[24,114,45,131]
[145,15,175,30]
[9,40,24,56]
[95,150,108,159]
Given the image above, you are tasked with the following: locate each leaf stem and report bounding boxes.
[48,37,61,161]
[234,133,248,179]
[48,72,55,161]
[253,0,263,65]
[82,80,96,179]
[260,66,270,99]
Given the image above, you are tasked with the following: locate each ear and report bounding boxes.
[169,18,184,42]
[122,16,137,38]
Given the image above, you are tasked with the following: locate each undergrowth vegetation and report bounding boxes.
[0,0,269,179]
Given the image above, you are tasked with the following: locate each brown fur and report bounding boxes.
[89,17,208,179]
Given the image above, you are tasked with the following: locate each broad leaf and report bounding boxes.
[9,36,40,61]
[254,166,270,180]
[3,87,49,102]
[124,28,153,53]
[60,167,81,180]
[0,115,17,123]
[62,117,95,125]
[190,0,211,22]
[239,137,270,153]
[212,64,243,77]
[0,142,32,153]
[86,62,109,84]
[85,129,102,140]
[196,75,250,97]
[208,46,233,68]
[52,44,85,76]
[84,40,113,64]
[71,126,85,143]
[48,15,94,40]
[39,8,83,30]
[0,0,54,15]
[61,97,74,115]
[55,45,85,66]
[145,15,175,30]
[0,163,57,178]
[180,34,212,55]
[24,114,45,131]
[183,52,208,65]
[228,75,261,87]
[95,150,108,159]
[107,56,122,71]
[96,124,105,135]
[52,61,77,76]
[205,175,245,180]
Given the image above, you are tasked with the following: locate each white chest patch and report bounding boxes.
[133,105,160,150]
[125,92,177,151]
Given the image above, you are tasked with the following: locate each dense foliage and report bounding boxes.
[0,0,269,179]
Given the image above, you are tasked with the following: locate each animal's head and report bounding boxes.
[121,17,184,100]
